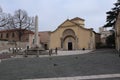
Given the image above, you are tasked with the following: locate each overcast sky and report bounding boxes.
[0,0,116,32]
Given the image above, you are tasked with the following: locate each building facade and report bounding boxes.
[99,27,112,46]
[0,29,34,42]
[49,17,96,50]
[39,31,50,50]
[0,29,34,50]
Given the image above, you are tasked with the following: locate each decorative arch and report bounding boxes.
[63,35,75,42]
[61,29,78,50]
[62,29,75,39]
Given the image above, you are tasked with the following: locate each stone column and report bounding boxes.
[34,15,39,47]
[34,15,39,57]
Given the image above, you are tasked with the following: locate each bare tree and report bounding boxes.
[11,9,34,41]
[0,8,34,41]
[0,6,10,28]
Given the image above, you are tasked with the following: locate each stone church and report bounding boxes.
[49,17,96,50]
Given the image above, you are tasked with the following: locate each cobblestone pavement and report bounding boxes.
[0,49,120,80]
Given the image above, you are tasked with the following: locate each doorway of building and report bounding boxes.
[44,44,48,50]
[68,42,73,50]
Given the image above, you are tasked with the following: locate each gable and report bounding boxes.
[52,18,92,34]
[59,20,75,27]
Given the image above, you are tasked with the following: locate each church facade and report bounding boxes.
[49,17,96,50]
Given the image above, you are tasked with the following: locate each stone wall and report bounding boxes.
[0,41,28,51]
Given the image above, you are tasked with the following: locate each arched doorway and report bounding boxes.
[63,36,75,50]
[61,29,77,50]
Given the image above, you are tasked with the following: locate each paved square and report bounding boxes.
[0,49,120,80]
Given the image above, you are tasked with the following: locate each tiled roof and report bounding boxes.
[0,29,34,34]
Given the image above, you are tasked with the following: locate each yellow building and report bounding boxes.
[49,17,96,50]
[115,13,120,51]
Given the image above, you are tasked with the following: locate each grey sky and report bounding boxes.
[0,0,115,32]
